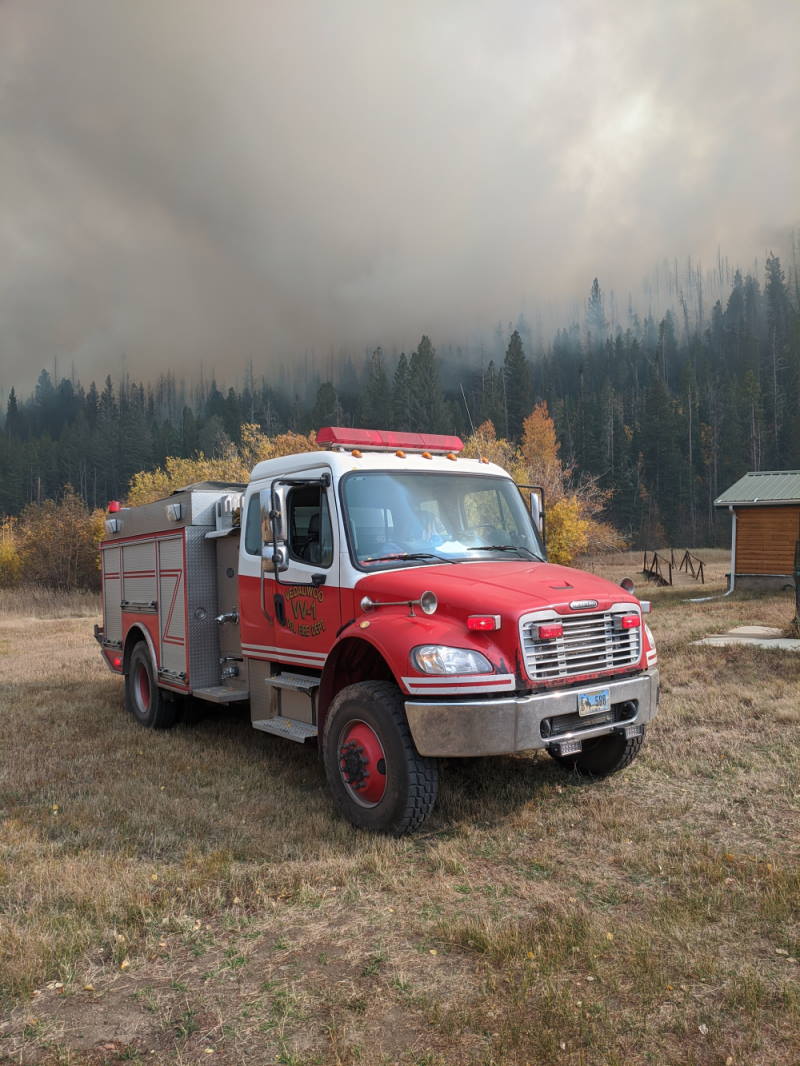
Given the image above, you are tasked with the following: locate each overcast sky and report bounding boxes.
[1,0,797,393]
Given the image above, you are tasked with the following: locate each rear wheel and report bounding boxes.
[550,728,645,777]
[124,641,177,729]
[323,681,438,835]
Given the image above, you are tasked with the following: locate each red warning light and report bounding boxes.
[317,427,463,453]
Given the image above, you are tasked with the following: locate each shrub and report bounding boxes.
[15,488,104,591]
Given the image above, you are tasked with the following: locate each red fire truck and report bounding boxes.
[96,427,659,834]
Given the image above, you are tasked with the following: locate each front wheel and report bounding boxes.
[550,727,645,777]
[323,681,438,835]
[124,641,177,729]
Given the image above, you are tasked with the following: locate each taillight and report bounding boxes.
[467,614,501,631]
[103,648,123,670]
[618,614,641,630]
[536,622,564,640]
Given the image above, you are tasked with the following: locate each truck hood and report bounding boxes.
[355,560,638,617]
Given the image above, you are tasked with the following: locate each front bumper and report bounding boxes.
[405,669,659,757]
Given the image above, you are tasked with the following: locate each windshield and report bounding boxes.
[341,471,545,569]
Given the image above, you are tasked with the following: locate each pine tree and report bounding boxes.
[503,329,531,439]
[391,354,411,429]
[586,278,608,341]
[408,336,446,432]
[362,348,390,429]
[5,388,22,438]
[311,382,340,429]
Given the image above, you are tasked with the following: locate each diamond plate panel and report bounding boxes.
[186,525,221,688]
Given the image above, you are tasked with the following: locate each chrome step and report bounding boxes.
[193,685,249,704]
[252,716,318,742]
[265,671,320,692]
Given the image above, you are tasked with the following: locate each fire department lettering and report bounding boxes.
[286,586,324,603]
[283,587,327,637]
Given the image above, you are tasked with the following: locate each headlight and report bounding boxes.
[412,645,493,675]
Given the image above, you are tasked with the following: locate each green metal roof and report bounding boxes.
[714,470,800,507]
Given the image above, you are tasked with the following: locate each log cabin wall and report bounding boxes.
[735,505,800,575]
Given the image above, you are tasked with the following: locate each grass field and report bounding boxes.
[1,561,798,1065]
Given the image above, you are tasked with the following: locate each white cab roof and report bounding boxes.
[248,449,512,485]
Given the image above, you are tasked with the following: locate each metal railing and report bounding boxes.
[644,549,706,586]
[642,551,672,586]
[677,549,705,584]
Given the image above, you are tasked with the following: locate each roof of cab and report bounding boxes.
[248,449,511,484]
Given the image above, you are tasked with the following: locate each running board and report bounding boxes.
[192,686,249,704]
[252,716,318,743]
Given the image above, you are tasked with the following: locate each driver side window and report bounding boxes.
[287,486,334,568]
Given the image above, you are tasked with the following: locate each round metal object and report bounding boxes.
[420,590,438,615]
[337,720,387,807]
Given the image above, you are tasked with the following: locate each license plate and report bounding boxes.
[578,687,611,717]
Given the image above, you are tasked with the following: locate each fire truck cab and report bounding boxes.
[96,427,659,834]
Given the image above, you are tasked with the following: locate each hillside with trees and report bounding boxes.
[1,254,798,558]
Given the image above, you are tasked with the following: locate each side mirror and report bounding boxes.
[529,488,544,535]
[262,484,290,544]
[261,485,290,572]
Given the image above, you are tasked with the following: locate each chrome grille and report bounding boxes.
[520,610,642,681]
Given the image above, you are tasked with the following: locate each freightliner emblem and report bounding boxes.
[569,599,598,610]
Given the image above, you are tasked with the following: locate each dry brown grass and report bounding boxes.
[1,575,799,1065]
[0,585,100,619]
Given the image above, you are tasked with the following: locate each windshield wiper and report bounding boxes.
[362,552,459,565]
[468,544,539,560]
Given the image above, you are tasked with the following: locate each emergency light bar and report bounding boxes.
[317,426,464,454]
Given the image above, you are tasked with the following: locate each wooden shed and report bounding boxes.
[714,471,800,590]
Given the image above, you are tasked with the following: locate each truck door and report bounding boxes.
[239,468,342,670]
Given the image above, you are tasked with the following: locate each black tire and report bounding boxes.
[550,727,645,777]
[124,641,177,729]
[323,680,438,835]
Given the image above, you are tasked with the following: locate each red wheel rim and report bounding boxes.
[136,663,151,712]
[338,721,387,806]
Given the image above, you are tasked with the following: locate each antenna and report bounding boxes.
[459,383,476,435]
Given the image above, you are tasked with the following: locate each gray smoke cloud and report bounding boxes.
[1,0,798,393]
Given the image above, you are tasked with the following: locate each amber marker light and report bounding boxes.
[396,450,406,458]
[351,449,363,458]
[446,452,457,461]
[422,451,432,459]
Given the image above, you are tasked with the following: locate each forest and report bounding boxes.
[1,253,798,550]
